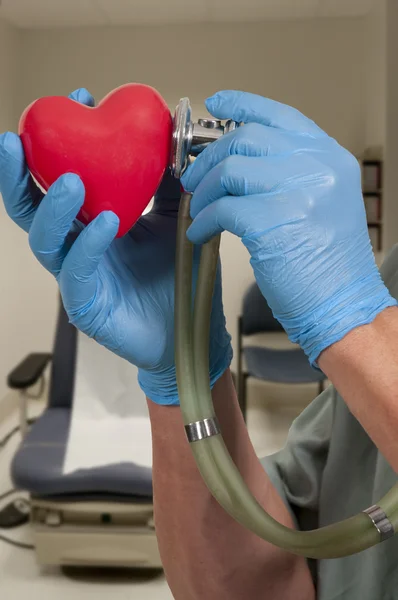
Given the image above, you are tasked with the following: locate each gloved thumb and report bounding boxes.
[69,88,95,107]
[59,211,119,321]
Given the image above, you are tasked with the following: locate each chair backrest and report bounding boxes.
[241,282,283,336]
[48,299,77,408]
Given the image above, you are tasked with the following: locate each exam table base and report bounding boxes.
[29,498,162,568]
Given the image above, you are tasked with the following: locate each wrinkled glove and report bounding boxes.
[182,90,396,365]
[0,88,232,405]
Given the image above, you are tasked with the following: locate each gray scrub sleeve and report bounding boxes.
[260,387,337,584]
[261,386,336,529]
[260,245,398,527]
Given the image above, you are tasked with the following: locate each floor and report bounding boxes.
[0,377,319,599]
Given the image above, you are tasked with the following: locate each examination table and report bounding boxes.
[7,302,161,569]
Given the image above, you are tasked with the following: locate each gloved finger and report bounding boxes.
[206,91,327,137]
[190,154,329,218]
[29,173,85,277]
[187,191,307,245]
[59,211,119,325]
[181,122,320,193]
[0,132,44,232]
[0,88,95,234]
[69,87,95,107]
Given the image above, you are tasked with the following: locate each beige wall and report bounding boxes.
[383,0,398,251]
[17,19,366,154]
[365,0,387,149]
[0,17,370,390]
[0,19,16,400]
[0,20,58,401]
[11,18,366,372]
[0,21,18,130]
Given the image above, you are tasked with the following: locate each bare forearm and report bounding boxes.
[147,369,314,600]
[319,306,398,473]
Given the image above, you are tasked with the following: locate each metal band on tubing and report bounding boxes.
[185,417,221,443]
[363,505,395,542]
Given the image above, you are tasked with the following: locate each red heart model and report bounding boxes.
[19,83,173,237]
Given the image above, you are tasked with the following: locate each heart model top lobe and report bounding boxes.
[19,83,173,237]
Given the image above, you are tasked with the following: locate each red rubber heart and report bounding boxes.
[19,83,173,237]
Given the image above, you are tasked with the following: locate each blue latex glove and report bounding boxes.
[182,90,397,365]
[0,88,232,405]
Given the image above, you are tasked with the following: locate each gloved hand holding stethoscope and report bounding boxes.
[182,90,395,367]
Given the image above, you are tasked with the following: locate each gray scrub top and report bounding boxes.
[261,245,398,600]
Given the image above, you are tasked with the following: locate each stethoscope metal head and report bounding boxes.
[170,97,239,179]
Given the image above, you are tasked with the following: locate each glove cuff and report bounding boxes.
[289,275,398,366]
[138,340,233,406]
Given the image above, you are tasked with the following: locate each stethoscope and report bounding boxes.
[169,97,397,558]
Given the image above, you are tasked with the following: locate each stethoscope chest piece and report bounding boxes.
[170,97,239,179]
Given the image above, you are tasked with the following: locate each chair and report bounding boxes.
[237,283,326,420]
[7,301,161,569]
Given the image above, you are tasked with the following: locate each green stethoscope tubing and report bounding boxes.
[175,191,398,559]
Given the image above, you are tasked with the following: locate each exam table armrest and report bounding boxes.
[7,353,52,390]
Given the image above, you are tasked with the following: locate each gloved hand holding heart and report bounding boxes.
[0,85,232,406]
[19,83,173,237]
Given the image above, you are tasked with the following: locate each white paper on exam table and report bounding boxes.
[63,333,152,475]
